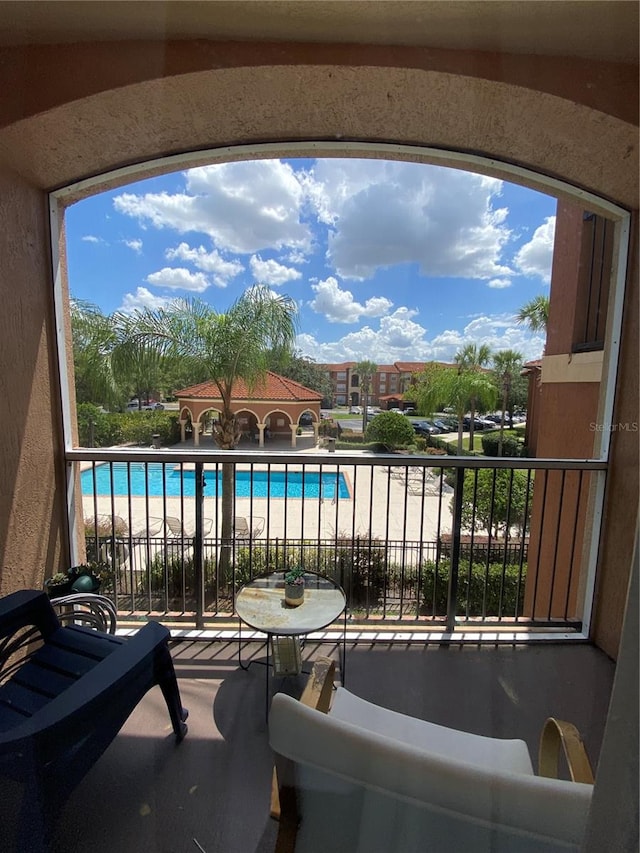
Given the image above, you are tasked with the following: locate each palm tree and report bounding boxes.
[492,350,524,455]
[455,343,492,451]
[114,286,298,573]
[415,364,496,454]
[516,295,549,333]
[355,360,378,433]
[70,299,122,409]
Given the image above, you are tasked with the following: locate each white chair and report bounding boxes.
[235,516,265,539]
[270,660,594,853]
[165,515,213,537]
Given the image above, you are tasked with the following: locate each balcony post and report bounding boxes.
[447,466,465,632]
[194,462,205,629]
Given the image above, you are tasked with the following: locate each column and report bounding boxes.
[257,422,266,448]
[289,424,298,448]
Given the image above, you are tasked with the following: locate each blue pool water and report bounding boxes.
[81,462,349,500]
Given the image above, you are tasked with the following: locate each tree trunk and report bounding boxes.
[213,408,241,591]
[498,387,508,457]
[457,417,464,454]
[468,398,476,452]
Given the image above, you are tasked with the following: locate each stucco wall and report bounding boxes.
[0,39,636,655]
[0,168,67,593]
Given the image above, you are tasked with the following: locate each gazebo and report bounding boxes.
[174,371,323,448]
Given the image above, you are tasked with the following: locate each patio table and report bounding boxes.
[236,571,346,716]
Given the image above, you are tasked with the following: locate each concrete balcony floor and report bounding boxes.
[46,640,614,853]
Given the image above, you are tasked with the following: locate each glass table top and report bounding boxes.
[236,572,346,635]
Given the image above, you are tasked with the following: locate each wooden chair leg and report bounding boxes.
[270,657,336,820]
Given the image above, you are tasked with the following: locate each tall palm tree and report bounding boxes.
[455,343,492,451]
[516,295,549,333]
[355,360,378,433]
[114,286,298,573]
[492,349,524,456]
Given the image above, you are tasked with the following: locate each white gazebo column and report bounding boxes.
[257,422,266,448]
[289,423,298,448]
[313,424,320,445]
[179,419,188,442]
[193,421,201,446]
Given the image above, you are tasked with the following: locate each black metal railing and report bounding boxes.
[70,449,606,633]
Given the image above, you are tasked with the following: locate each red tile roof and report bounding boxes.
[175,371,323,402]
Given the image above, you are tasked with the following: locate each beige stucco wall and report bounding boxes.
[0,39,637,655]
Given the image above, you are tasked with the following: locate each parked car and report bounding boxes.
[403,407,416,415]
[433,419,451,433]
[413,420,441,436]
[299,412,313,425]
[143,402,164,410]
[349,406,362,415]
[462,416,487,431]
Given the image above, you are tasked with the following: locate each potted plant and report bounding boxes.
[44,561,112,598]
[284,566,305,607]
[44,572,74,598]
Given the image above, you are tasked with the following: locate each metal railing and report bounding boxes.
[69,448,606,633]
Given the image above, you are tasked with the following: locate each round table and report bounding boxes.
[236,571,346,716]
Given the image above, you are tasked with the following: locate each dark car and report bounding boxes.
[413,420,441,436]
[433,419,451,433]
[462,416,487,431]
[299,412,313,426]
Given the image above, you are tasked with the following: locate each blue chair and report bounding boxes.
[0,589,188,851]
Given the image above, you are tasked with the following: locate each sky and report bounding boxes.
[65,157,555,365]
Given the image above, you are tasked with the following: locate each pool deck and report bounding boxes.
[81,441,452,545]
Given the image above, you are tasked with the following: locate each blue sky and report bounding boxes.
[66,157,554,364]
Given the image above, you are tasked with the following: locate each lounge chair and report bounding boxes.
[270,659,595,853]
[165,515,213,538]
[235,515,265,539]
[0,590,187,852]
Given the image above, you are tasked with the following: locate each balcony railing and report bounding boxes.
[69,448,606,635]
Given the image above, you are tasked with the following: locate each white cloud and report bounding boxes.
[309,276,393,323]
[165,242,243,287]
[514,216,556,282]
[123,238,143,254]
[82,235,103,244]
[487,277,511,289]
[249,254,302,287]
[296,310,545,364]
[114,160,312,255]
[302,160,512,281]
[118,287,172,313]
[145,267,210,293]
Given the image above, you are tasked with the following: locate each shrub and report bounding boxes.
[480,430,524,457]
[365,411,415,450]
[422,559,526,618]
[77,403,123,447]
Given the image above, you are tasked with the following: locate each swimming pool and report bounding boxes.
[81,462,349,500]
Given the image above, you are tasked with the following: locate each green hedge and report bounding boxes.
[233,536,387,610]
[77,404,181,447]
[480,430,525,457]
[422,559,526,618]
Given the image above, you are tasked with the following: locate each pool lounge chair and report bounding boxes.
[165,515,213,538]
[235,516,265,539]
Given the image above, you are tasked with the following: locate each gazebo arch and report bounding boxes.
[174,372,323,448]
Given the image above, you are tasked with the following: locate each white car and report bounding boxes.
[349,406,363,414]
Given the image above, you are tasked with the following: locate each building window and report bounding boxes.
[337,371,347,380]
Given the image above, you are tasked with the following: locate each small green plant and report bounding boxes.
[284,566,305,585]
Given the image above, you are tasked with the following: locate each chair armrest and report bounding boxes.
[539,717,595,784]
[0,590,60,642]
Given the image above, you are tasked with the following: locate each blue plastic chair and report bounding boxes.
[0,589,188,851]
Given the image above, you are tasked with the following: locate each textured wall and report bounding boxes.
[0,168,67,593]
